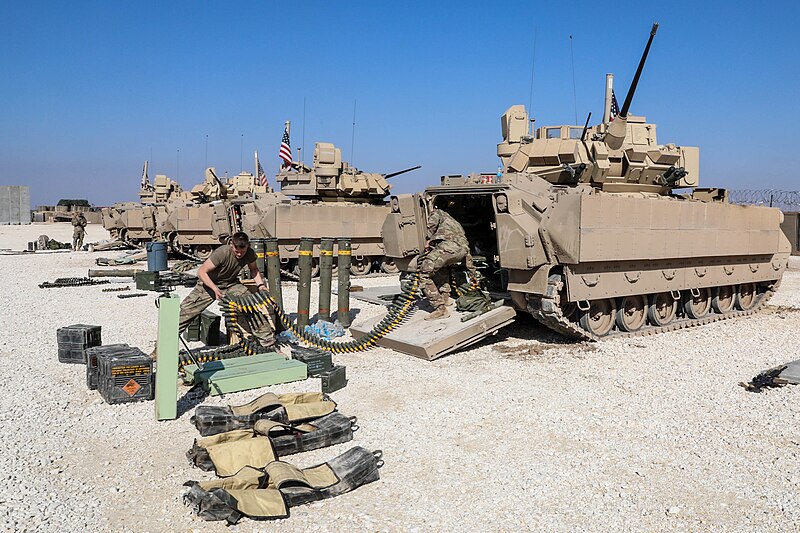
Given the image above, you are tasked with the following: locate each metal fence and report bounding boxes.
[728,190,800,211]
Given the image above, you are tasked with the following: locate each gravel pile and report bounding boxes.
[1,224,799,531]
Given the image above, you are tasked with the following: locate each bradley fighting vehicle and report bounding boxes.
[101,162,193,245]
[381,23,790,340]
[155,167,267,259]
[101,161,268,258]
[239,141,419,275]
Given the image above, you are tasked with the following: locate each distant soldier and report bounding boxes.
[71,212,87,251]
[178,232,276,350]
[420,208,474,320]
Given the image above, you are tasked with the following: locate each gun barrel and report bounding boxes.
[208,168,227,192]
[385,165,422,179]
[619,22,659,117]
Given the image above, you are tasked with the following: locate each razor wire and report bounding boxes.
[728,190,800,211]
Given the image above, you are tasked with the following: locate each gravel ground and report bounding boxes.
[1,223,799,532]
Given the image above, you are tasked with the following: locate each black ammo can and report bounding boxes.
[182,309,221,345]
[96,347,154,404]
[291,346,333,377]
[320,365,347,393]
[57,324,102,364]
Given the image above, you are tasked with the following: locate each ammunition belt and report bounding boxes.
[39,277,111,289]
[178,343,245,369]
[117,293,148,299]
[102,286,130,292]
[219,272,423,355]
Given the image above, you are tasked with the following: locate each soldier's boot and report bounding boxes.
[425,305,450,321]
[440,283,454,307]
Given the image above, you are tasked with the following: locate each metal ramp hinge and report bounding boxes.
[524,235,535,247]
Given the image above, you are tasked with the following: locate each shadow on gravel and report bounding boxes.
[177,386,208,418]
[451,312,595,361]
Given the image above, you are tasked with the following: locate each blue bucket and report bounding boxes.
[146,241,168,272]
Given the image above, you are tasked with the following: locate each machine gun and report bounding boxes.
[135,270,197,293]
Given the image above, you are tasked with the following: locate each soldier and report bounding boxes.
[178,231,276,350]
[420,207,474,320]
[71,212,87,251]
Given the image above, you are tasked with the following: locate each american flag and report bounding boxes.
[279,125,292,169]
[255,151,267,187]
[610,89,620,121]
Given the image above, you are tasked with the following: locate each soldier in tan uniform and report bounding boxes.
[71,212,87,251]
[179,232,276,349]
[420,208,473,320]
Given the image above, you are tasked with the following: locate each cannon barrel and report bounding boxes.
[384,165,422,179]
[619,22,659,118]
[605,22,659,150]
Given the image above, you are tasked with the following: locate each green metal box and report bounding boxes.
[320,365,347,393]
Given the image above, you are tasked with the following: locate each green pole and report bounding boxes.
[251,238,267,278]
[318,238,334,321]
[337,238,352,327]
[297,237,314,328]
[154,294,180,421]
[265,238,283,309]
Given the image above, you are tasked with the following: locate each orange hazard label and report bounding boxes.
[121,379,141,397]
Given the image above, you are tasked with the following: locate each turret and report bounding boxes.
[190,167,229,203]
[277,142,419,203]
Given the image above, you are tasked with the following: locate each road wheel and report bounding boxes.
[350,256,372,276]
[735,282,757,310]
[712,285,735,314]
[578,298,617,336]
[684,287,711,319]
[647,292,677,326]
[616,294,647,332]
[194,244,213,260]
[380,258,399,274]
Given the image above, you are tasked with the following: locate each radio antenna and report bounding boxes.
[350,99,357,167]
[570,34,578,126]
[302,97,307,166]
[528,27,538,114]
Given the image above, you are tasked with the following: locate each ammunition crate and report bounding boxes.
[86,344,133,390]
[182,310,221,345]
[134,271,158,291]
[320,365,347,393]
[57,324,102,364]
[96,347,154,404]
[291,347,333,377]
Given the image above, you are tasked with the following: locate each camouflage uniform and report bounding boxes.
[72,213,87,251]
[420,209,471,312]
[179,246,275,348]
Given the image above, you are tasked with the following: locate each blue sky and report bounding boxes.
[1,1,798,206]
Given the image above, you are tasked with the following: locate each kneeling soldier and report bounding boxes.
[420,208,473,320]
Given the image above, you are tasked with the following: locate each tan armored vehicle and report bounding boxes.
[102,162,268,258]
[156,167,261,259]
[101,162,192,244]
[240,141,419,275]
[382,23,790,340]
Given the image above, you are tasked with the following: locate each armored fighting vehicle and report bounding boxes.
[155,167,268,259]
[101,163,192,244]
[102,162,268,258]
[382,23,790,340]
[240,141,419,275]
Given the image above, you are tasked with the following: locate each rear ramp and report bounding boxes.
[350,304,516,360]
